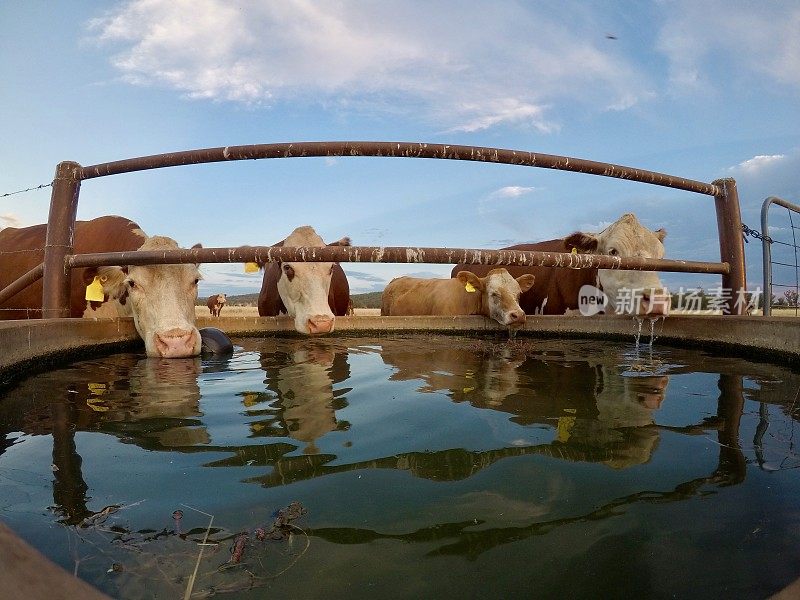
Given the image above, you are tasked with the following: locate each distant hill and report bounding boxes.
[197,291,382,308]
[351,291,382,308]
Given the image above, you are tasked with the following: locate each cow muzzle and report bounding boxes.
[505,310,526,327]
[307,315,335,335]
[154,328,200,358]
[640,288,670,316]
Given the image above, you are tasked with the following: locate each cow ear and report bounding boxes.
[564,232,598,252]
[456,271,484,292]
[327,236,351,247]
[191,243,202,266]
[516,274,535,293]
[655,228,667,242]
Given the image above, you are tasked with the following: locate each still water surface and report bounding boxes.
[0,336,799,599]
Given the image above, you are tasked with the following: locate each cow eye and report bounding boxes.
[127,280,136,289]
[193,278,199,286]
[608,248,619,256]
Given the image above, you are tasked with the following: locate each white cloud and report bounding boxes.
[88,0,652,132]
[0,213,22,229]
[656,1,800,93]
[729,154,786,175]
[490,186,537,199]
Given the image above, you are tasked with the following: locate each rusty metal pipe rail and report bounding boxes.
[78,141,721,197]
[66,245,730,275]
[0,263,44,305]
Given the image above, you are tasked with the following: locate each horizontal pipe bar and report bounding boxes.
[0,263,44,305]
[66,245,730,275]
[78,141,720,196]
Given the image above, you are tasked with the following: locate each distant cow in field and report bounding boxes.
[257,226,351,334]
[206,293,227,317]
[452,213,669,316]
[382,268,535,327]
[0,215,203,358]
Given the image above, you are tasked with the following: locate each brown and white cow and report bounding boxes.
[0,215,202,358]
[381,268,535,327]
[206,293,226,317]
[257,226,351,334]
[452,213,669,316]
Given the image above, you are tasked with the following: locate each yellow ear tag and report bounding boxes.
[88,383,107,396]
[85,276,105,302]
[464,282,477,293]
[571,247,578,254]
[244,262,259,273]
[86,397,109,412]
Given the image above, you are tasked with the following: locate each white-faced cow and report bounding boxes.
[452,213,669,316]
[381,268,535,327]
[0,215,202,358]
[257,226,351,335]
[206,293,227,317]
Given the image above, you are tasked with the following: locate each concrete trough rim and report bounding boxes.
[0,315,798,386]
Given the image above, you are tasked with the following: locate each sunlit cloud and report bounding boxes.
[88,0,652,132]
[0,213,22,229]
[729,154,786,174]
[656,1,800,93]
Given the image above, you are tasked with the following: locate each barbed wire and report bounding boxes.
[0,182,52,198]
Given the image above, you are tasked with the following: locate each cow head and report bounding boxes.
[278,226,346,335]
[85,236,202,358]
[565,213,669,316]
[456,268,535,327]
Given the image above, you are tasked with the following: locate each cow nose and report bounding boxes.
[508,311,526,325]
[641,288,670,316]
[155,328,199,358]
[307,315,334,335]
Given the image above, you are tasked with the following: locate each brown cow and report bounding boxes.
[257,226,351,334]
[206,293,227,317]
[0,215,202,358]
[381,268,535,327]
[452,213,669,316]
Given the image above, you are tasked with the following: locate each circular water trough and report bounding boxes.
[1,316,798,384]
[0,315,798,599]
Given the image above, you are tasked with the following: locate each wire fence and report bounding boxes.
[755,196,800,316]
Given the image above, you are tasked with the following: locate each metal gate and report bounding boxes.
[761,196,800,316]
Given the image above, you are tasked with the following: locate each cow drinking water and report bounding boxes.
[382,268,535,327]
[452,213,669,316]
[257,226,351,335]
[0,215,202,358]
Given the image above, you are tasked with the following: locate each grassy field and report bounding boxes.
[198,305,799,319]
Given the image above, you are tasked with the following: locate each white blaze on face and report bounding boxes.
[98,236,202,358]
[277,226,336,335]
[458,268,535,327]
[568,213,670,316]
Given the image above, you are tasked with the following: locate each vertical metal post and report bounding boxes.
[42,161,81,318]
[713,178,747,314]
[761,197,773,316]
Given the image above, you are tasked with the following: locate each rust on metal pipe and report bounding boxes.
[0,263,44,305]
[713,178,747,314]
[79,142,721,196]
[66,245,730,275]
[42,162,81,318]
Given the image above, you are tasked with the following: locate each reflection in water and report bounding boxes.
[257,344,351,454]
[0,337,799,598]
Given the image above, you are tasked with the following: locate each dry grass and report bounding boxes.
[195,306,381,318]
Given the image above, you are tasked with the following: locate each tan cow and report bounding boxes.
[206,293,226,317]
[453,213,670,316]
[382,268,535,327]
[0,216,202,358]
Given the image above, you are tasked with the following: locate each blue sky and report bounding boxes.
[1,1,799,296]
